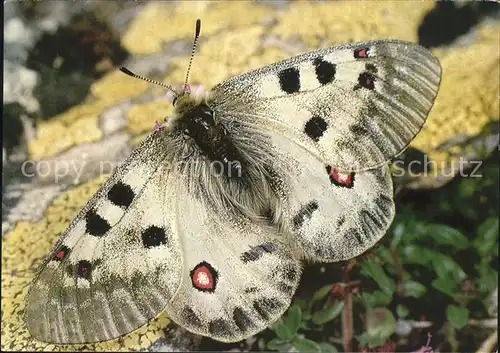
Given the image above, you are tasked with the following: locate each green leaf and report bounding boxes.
[319,342,339,353]
[424,224,468,249]
[272,318,294,341]
[311,285,333,305]
[402,280,427,298]
[357,331,387,348]
[267,338,292,352]
[312,300,344,325]
[284,304,302,335]
[446,305,469,329]
[390,222,406,249]
[366,308,396,341]
[396,304,409,318]
[432,253,467,282]
[377,245,395,267]
[432,277,458,297]
[474,217,499,257]
[360,259,396,297]
[400,245,436,267]
[361,290,392,308]
[475,263,498,293]
[292,337,322,353]
[294,299,310,311]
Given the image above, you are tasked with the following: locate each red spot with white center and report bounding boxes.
[326,165,355,188]
[190,261,218,293]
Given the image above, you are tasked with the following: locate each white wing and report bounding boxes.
[212,39,441,172]
[25,130,301,344]
[25,131,183,344]
[165,190,301,342]
[269,134,395,261]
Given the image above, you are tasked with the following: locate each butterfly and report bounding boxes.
[25,19,441,344]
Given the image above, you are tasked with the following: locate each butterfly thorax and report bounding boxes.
[170,92,280,222]
[173,93,243,178]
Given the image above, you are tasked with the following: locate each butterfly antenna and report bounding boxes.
[184,19,201,89]
[119,66,179,96]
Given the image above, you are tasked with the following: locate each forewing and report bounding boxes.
[164,189,301,343]
[212,39,441,171]
[25,131,183,344]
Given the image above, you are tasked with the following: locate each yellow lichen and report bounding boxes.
[90,70,149,105]
[273,1,435,47]
[166,25,273,88]
[122,1,271,55]
[28,114,103,160]
[126,99,174,135]
[1,176,170,351]
[409,24,499,187]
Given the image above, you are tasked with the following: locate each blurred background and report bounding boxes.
[2,1,499,352]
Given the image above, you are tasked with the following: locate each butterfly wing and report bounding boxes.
[25,129,301,344]
[212,39,441,172]
[269,134,395,261]
[165,192,301,342]
[25,131,183,344]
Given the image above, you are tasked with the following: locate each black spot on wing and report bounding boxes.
[278,264,298,282]
[233,307,254,332]
[278,67,300,94]
[313,57,336,84]
[349,116,371,137]
[361,209,384,230]
[76,260,92,280]
[355,72,376,90]
[85,209,111,237]
[240,242,278,263]
[308,236,336,259]
[278,282,295,295]
[107,181,134,208]
[293,201,319,230]
[182,306,202,328]
[354,63,378,91]
[337,215,346,228]
[141,226,167,248]
[208,318,232,336]
[365,63,378,73]
[346,228,364,245]
[375,194,394,217]
[253,297,282,321]
[245,286,258,294]
[304,116,328,142]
